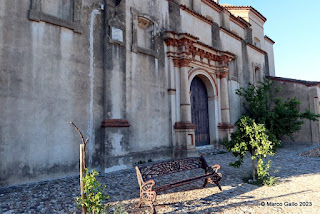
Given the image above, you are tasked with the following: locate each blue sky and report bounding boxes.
[219,0,320,81]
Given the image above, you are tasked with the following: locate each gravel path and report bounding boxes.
[1,143,319,214]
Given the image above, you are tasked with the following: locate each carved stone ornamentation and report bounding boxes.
[163,31,235,69]
[217,72,229,79]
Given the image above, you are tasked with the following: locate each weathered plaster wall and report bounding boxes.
[272,80,319,143]
[248,13,265,49]
[181,0,192,8]
[0,0,278,186]
[264,39,275,76]
[219,32,243,124]
[103,0,172,172]
[229,21,245,39]
[201,4,221,25]
[0,0,104,186]
[247,47,266,82]
[42,0,74,21]
[228,10,249,22]
[180,10,212,46]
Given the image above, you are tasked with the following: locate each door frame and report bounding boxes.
[188,68,219,145]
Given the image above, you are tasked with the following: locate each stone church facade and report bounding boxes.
[1,0,279,186]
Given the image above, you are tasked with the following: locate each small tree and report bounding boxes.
[224,116,279,182]
[76,169,110,214]
[70,121,110,214]
[236,79,319,141]
[226,79,319,185]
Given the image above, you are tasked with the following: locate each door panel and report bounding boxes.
[190,76,210,146]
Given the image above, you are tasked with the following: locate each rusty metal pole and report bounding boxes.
[80,144,87,214]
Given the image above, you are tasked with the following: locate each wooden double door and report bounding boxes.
[190,76,210,146]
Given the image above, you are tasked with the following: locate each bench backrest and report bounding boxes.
[138,156,208,181]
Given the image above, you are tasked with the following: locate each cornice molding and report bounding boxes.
[201,0,223,13]
[101,119,130,128]
[229,14,251,29]
[266,76,320,87]
[174,122,196,130]
[217,71,230,79]
[180,5,213,25]
[220,27,242,41]
[247,43,266,55]
[264,35,275,44]
[217,122,234,129]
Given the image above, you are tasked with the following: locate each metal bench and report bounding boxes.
[135,156,222,212]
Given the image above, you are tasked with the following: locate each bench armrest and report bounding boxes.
[211,164,221,173]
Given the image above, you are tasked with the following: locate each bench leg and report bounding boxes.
[214,181,222,191]
[204,172,222,191]
[138,191,157,210]
[137,201,142,208]
[203,178,208,188]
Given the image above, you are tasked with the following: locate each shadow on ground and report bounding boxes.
[0,143,319,213]
[105,143,320,213]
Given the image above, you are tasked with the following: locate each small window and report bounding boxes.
[254,67,261,84]
[254,37,261,48]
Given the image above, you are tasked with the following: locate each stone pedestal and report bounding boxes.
[173,122,198,158]
[101,119,130,173]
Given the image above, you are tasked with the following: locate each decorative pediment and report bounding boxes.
[163,31,235,72]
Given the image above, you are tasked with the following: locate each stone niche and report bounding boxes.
[137,16,154,50]
[28,0,82,33]
[42,0,74,21]
[131,8,159,58]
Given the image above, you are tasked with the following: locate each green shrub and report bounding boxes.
[236,79,319,141]
[75,168,110,214]
[224,116,279,183]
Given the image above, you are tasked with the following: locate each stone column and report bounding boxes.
[180,65,192,122]
[218,71,233,142]
[220,72,230,124]
[173,59,197,158]
[167,53,177,151]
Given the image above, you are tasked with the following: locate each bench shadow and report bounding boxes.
[1,144,318,213]
[104,143,320,213]
[161,189,312,213]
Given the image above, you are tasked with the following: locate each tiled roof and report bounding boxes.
[222,5,267,22]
